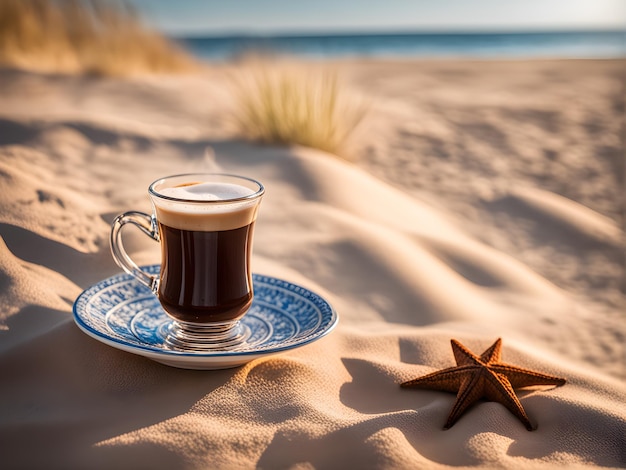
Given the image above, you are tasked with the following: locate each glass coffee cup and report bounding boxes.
[110,173,264,350]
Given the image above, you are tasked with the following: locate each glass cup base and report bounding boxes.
[163,320,251,351]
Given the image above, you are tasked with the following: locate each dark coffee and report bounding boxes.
[157,222,255,323]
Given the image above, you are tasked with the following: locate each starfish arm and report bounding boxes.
[491,364,567,388]
[483,370,534,431]
[400,365,475,393]
[444,372,484,429]
[451,339,483,366]
[480,338,502,363]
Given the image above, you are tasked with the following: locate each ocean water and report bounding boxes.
[177,30,625,62]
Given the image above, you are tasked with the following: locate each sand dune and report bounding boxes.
[493,186,622,247]
[0,60,624,468]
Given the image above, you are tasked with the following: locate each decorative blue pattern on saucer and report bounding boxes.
[73,265,338,369]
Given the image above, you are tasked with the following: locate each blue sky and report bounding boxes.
[126,0,626,35]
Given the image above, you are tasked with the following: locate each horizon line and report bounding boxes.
[169,27,626,40]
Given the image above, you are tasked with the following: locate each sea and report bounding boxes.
[176,30,625,62]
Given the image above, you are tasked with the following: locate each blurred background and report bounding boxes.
[0,0,624,74]
[133,0,625,62]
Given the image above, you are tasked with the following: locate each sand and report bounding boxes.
[0,58,624,469]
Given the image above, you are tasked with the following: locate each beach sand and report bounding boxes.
[0,58,624,468]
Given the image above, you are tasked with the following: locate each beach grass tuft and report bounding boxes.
[0,0,197,76]
[231,61,368,159]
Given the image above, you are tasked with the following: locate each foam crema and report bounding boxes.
[151,182,261,232]
[159,183,254,201]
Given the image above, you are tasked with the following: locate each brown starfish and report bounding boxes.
[400,338,566,431]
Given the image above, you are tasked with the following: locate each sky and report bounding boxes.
[126,0,626,36]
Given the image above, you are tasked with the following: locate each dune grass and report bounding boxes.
[231,61,368,159]
[0,0,197,76]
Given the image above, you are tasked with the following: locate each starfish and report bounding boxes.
[400,338,566,431]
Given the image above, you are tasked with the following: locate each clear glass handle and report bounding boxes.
[110,211,159,293]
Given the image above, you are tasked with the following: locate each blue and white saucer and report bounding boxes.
[73,265,338,369]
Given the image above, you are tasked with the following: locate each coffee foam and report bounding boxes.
[159,182,254,201]
[152,182,260,231]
